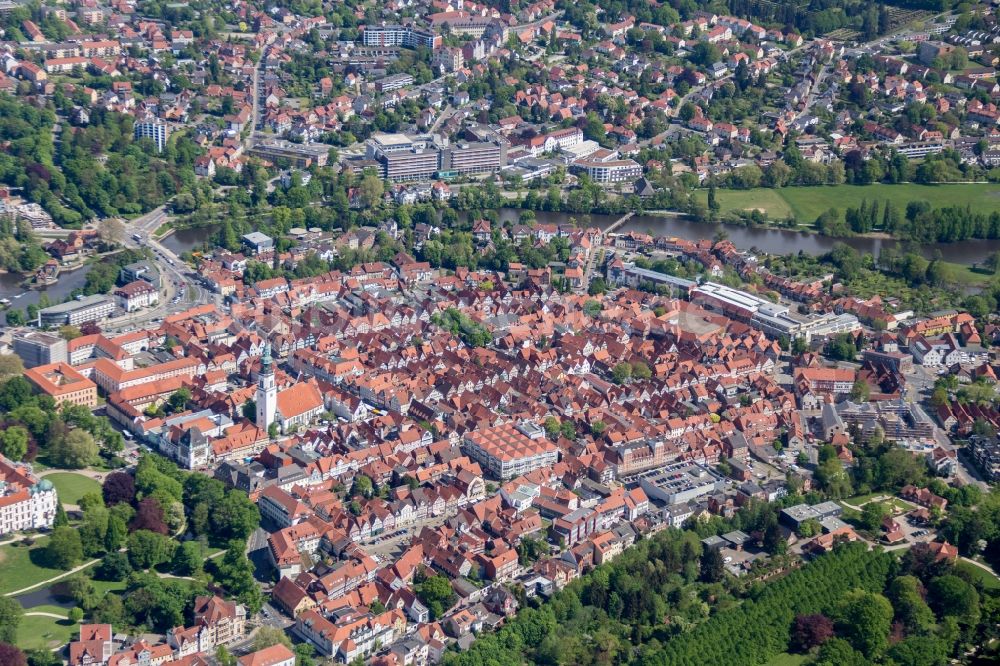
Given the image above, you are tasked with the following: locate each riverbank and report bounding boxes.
[695,182,1000,224]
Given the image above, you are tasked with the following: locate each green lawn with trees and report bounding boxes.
[700,183,1000,227]
[14,612,77,652]
[45,472,101,508]
[0,538,74,595]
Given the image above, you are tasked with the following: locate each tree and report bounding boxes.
[127,529,176,569]
[0,598,23,644]
[928,575,980,626]
[816,457,853,497]
[95,551,132,581]
[887,576,935,633]
[357,174,384,208]
[631,361,652,380]
[252,626,292,651]
[212,540,263,613]
[811,638,869,666]
[54,503,69,528]
[172,541,203,576]
[45,526,84,569]
[415,573,456,619]
[796,519,821,538]
[886,635,950,666]
[0,425,29,461]
[876,448,926,490]
[790,614,835,652]
[98,218,125,246]
[103,472,136,506]
[835,589,893,658]
[105,514,128,551]
[860,501,890,531]
[58,326,82,341]
[215,646,237,666]
[0,354,24,380]
[167,387,192,413]
[50,428,99,469]
[68,607,84,623]
[0,644,27,666]
[611,362,633,384]
[849,379,870,403]
[699,547,724,583]
[130,498,169,534]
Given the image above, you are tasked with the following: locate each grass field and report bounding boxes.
[0,537,67,595]
[956,560,1000,591]
[16,612,77,651]
[45,472,101,507]
[701,183,1000,223]
[765,653,808,666]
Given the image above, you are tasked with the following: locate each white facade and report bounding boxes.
[134,120,170,152]
[0,457,57,535]
[256,344,277,430]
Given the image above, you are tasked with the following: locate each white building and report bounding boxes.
[256,343,277,430]
[134,119,170,152]
[0,456,57,535]
[114,280,159,312]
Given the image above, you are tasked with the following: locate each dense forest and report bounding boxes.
[0,95,200,228]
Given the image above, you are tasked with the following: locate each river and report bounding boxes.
[159,225,220,255]
[0,265,93,324]
[78,208,1000,278]
[482,209,1000,266]
[0,210,984,324]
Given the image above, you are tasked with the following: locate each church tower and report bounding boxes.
[256,342,277,431]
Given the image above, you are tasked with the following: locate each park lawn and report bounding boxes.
[939,262,999,287]
[0,537,68,595]
[45,472,101,507]
[85,575,128,596]
[765,653,808,666]
[956,560,1000,591]
[701,183,1000,223]
[16,612,78,651]
[840,491,894,508]
[710,188,794,219]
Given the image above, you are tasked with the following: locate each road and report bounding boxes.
[250,48,265,140]
[793,61,831,121]
[102,207,211,333]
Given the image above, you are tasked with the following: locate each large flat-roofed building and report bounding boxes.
[249,140,329,168]
[365,132,425,159]
[242,231,274,255]
[633,461,727,506]
[375,73,413,92]
[441,140,506,176]
[691,281,860,343]
[362,24,440,50]
[0,455,58,535]
[570,158,642,183]
[462,421,559,480]
[120,260,161,288]
[12,330,68,368]
[381,148,440,182]
[779,501,843,530]
[607,261,697,295]
[38,294,115,327]
[24,361,99,408]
